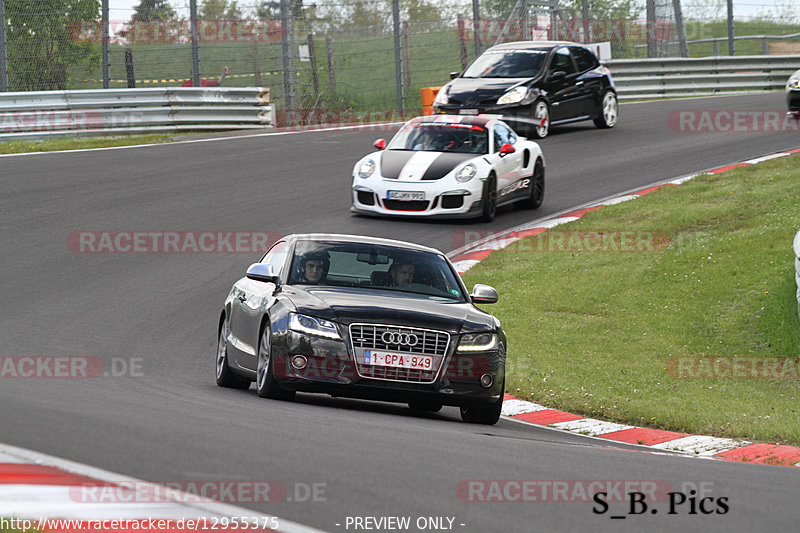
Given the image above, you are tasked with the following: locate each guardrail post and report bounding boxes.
[0,0,7,92]
[762,38,768,55]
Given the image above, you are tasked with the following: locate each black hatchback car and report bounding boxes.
[216,234,507,424]
[433,40,618,138]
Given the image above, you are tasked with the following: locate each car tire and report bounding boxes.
[594,90,618,129]
[408,400,443,413]
[460,381,504,425]
[514,158,545,210]
[215,319,252,389]
[256,322,295,401]
[479,173,497,222]
[530,100,550,139]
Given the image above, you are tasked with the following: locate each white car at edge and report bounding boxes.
[350,114,545,221]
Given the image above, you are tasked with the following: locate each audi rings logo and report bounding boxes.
[382,331,419,346]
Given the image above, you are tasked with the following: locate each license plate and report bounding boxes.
[364,350,433,371]
[387,191,425,201]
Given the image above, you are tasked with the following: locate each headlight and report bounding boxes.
[289,313,341,340]
[497,86,528,105]
[433,88,449,106]
[358,159,375,179]
[455,163,477,183]
[457,332,498,352]
[788,75,800,90]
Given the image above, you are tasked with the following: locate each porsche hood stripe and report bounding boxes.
[380,150,477,181]
[421,153,476,180]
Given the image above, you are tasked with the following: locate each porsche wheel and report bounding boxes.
[594,90,618,129]
[256,322,295,401]
[514,158,545,210]
[215,320,251,389]
[479,173,497,222]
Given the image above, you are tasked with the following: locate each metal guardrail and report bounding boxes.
[634,32,800,57]
[605,55,800,99]
[0,87,274,140]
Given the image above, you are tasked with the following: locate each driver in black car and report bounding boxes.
[388,260,415,286]
[295,250,330,284]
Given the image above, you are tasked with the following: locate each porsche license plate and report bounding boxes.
[364,350,433,371]
[387,191,425,201]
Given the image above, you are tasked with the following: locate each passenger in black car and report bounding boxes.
[295,250,330,284]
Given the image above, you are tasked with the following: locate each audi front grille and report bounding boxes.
[349,323,450,383]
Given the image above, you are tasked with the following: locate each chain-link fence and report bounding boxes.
[1,0,798,123]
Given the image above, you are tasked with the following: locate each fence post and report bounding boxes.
[308,33,319,98]
[726,0,734,56]
[402,21,411,96]
[190,0,200,87]
[646,0,656,58]
[457,14,469,70]
[102,0,110,88]
[280,0,295,117]
[581,0,590,43]
[672,0,689,58]
[125,48,135,88]
[252,36,262,86]
[762,38,768,55]
[392,0,403,114]
[472,0,482,56]
[0,0,7,92]
[325,34,336,94]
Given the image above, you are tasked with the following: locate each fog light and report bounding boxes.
[291,355,308,370]
[480,374,493,388]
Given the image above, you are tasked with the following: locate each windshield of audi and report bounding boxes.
[461,49,547,78]
[386,123,488,154]
[288,241,467,301]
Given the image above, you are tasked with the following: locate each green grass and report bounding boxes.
[0,134,176,154]
[463,154,800,445]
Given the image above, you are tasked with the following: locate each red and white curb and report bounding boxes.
[0,443,325,533]
[450,147,800,468]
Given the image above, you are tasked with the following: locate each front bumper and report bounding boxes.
[351,176,485,219]
[788,89,800,113]
[272,329,505,407]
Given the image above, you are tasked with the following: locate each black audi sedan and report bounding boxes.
[216,234,507,424]
[433,40,618,138]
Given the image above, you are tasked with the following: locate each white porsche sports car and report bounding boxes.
[351,114,545,221]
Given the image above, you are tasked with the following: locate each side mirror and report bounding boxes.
[246,263,278,284]
[499,143,516,156]
[471,284,498,304]
[373,138,386,150]
[449,71,460,80]
[549,70,566,83]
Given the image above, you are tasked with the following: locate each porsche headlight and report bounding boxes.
[358,159,376,179]
[787,74,800,90]
[457,332,498,352]
[289,313,341,340]
[455,163,477,183]
[433,88,449,106]
[497,86,528,105]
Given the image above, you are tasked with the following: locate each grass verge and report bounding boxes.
[463,153,800,444]
[0,134,179,154]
